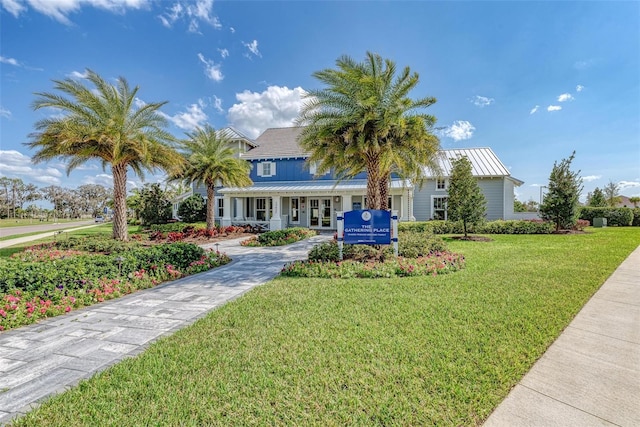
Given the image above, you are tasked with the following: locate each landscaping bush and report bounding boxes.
[242,227,316,247]
[177,194,206,223]
[0,243,231,332]
[398,220,553,234]
[633,208,640,226]
[579,207,634,226]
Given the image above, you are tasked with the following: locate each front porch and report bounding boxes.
[219,181,415,231]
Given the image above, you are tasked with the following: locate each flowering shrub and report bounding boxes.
[573,219,590,231]
[0,243,231,332]
[148,223,250,242]
[241,227,317,247]
[10,248,84,262]
[281,251,465,279]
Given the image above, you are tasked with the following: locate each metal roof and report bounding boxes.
[431,148,512,178]
[218,127,257,147]
[220,179,411,195]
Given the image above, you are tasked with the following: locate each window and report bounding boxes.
[309,162,329,176]
[257,161,276,177]
[290,198,299,223]
[217,198,224,218]
[256,198,267,221]
[436,178,446,191]
[433,196,448,220]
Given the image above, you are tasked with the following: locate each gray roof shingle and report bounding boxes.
[241,127,306,159]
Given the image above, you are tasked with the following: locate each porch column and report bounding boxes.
[269,195,283,230]
[342,194,352,212]
[221,194,232,227]
[234,198,243,220]
[408,190,415,221]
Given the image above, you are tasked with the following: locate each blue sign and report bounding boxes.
[343,210,391,245]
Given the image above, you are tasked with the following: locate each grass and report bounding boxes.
[0,218,86,228]
[10,227,640,426]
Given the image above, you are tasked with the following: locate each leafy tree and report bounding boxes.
[587,187,607,207]
[447,156,486,237]
[138,183,172,226]
[540,151,583,231]
[27,69,183,240]
[171,125,252,231]
[514,199,527,212]
[178,194,207,223]
[76,184,111,217]
[630,196,640,208]
[603,181,621,207]
[298,52,440,210]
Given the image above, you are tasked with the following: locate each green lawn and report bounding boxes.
[10,228,640,426]
[0,218,86,228]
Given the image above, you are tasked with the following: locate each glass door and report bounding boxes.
[309,198,332,228]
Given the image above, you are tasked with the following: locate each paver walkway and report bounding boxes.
[0,235,330,425]
[484,245,640,427]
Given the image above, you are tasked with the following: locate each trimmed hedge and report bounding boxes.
[634,208,640,227]
[398,220,554,234]
[579,207,634,226]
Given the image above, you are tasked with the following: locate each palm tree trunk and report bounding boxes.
[379,174,390,210]
[206,184,215,231]
[366,155,381,209]
[112,164,128,241]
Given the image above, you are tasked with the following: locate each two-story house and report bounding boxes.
[181,126,524,230]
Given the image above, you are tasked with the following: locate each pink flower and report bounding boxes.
[0,309,6,318]
[65,306,71,312]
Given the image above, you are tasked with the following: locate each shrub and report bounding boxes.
[579,207,634,226]
[243,227,316,247]
[398,220,553,235]
[177,194,206,223]
[633,208,640,227]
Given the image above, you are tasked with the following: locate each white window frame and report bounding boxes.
[431,195,448,220]
[257,161,276,177]
[217,197,224,219]
[256,198,267,221]
[436,178,447,191]
[290,197,300,223]
[309,161,329,176]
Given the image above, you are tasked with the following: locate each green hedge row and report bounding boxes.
[579,207,635,226]
[398,220,554,235]
[0,243,206,294]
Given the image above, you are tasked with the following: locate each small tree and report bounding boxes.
[447,156,486,237]
[178,194,207,223]
[629,196,640,208]
[603,181,621,207]
[540,151,583,231]
[138,183,173,226]
[587,187,607,207]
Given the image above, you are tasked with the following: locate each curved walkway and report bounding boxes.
[0,235,330,425]
[484,245,640,427]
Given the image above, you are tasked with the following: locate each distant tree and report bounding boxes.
[138,183,173,226]
[447,156,486,237]
[603,181,621,207]
[540,151,583,231]
[178,194,207,223]
[629,196,640,208]
[514,199,527,212]
[524,199,539,212]
[587,187,607,207]
[76,184,111,217]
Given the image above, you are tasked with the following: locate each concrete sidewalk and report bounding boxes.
[0,235,330,425]
[484,245,640,427]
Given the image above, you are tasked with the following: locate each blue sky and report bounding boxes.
[1,0,639,204]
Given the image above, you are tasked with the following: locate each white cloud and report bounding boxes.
[470,95,494,108]
[529,105,539,115]
[159,0,220,33]
[0,55,19,66]
[243,40,261,57]
[547,105,562,112]
[530,184,543,187]
[557,93,574,102]
[83,173,113,187]
[441,120,475,141]
[0,150,63,185]
[582,175,601,182]
[0,106,11,119]
[68,70,88,79]
[618,181,640,190]
[162,100,208,131]
[197,53,223,82]
[229,26,235,33]
[227,86,306,138]
[212,95,223,113]
[2,0,149,25]
[217,48,229,59]
[576,85,584,92]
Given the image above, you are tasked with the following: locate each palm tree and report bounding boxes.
[297,52,440,210]
[26,69,183,240]
[171,125,252,231]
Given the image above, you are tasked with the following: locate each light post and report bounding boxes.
[539,185,547,211]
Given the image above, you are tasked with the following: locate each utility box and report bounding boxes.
[593,217,607,228]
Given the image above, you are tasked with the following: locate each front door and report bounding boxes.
[309,198,332,228]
